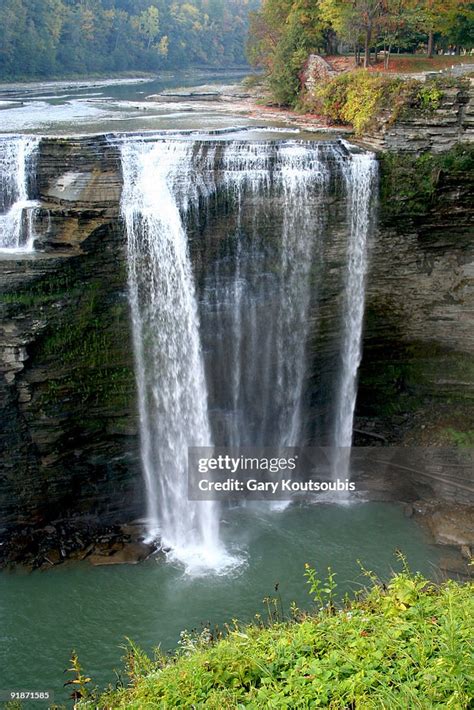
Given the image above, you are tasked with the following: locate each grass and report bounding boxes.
[325,54,471,75]
[375,54,472,74]
[74,560,474,709]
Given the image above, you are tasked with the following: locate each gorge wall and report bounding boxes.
[0,134,473,564]
[355,145,474,505]
[0,138,143,552]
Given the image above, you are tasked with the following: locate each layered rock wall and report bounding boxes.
[355,151,474,504]
[363,81,474,153]
[0,138,142,551]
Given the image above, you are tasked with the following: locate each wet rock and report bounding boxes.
[410,501,474,548]
[88,541,154,566]
[79,543,94,560]
[439,554,472,578]
[428,508,474,546]
[119,522,146,538]
[0,138,143,551]
[43,549,61,565]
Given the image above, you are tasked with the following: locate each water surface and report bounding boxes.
[0,503,440,704]
[0,71,270,136]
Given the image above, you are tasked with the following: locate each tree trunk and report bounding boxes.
[385,44,392,70]
[427,30,434,58]
[364,25,372,68]
[328,29,338,55]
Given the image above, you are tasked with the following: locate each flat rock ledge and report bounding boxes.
[0,519,158,571]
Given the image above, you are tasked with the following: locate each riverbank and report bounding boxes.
[0,72,156,91]
[145,79,352,132]
[0,68,252,93]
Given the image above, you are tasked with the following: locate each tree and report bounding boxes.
[379,0,421,67]
[444,1,474,50]
[320,0,387,67]
[134,6,160,50]
[246,0,294,71]
[0,0,259,79]
[417,0,472,56]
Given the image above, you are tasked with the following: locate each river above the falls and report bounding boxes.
[0,70,298,136]
[0,503,441,704]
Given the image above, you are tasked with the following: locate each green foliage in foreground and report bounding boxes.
[82,563,474,709]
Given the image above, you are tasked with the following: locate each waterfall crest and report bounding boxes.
[0,136,39,251]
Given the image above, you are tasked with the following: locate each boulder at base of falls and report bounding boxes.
[88,541,155,566]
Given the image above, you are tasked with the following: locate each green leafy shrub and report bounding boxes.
[309,71,406,134]
[444,428,474,448]
[81,563,474,709]
[415,84,443,111]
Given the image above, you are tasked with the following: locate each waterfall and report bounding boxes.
[120,137,377,569]
[333,151,378,480]
[202,141,331,449]
[0,136,39,252]
[120,140,227,573]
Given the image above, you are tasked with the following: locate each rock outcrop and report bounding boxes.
[363,80,474,153]
[303,55,338,95]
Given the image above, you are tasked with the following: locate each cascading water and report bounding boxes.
[202,142,331,449]
[333,150,378,481]
[0,135,39,252]
[121,141,226,573]
[120,137,377,570]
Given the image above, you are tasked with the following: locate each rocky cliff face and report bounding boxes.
[0,138,143,563]
[355,148,474,505]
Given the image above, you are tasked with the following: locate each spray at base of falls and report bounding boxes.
[333,150,378,484]
[0,136,39,252]
[120,138,377,571]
